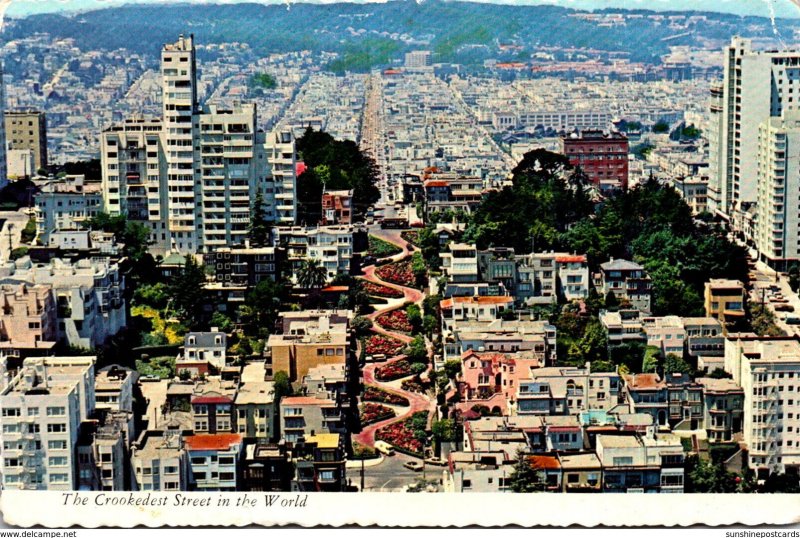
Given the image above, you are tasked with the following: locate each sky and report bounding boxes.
[1,0,799,19]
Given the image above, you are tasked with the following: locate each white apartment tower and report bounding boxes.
[101,34,284,255]
[0,61,7,187]
[266,129,298,225]
[709,37,800,222]
[724,336,800,477]
[101,118,169,252]
[0,357,96,490]
[162,34,200,253]
[755,112,800,270]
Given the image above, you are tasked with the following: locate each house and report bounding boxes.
[240,442,293,491]
[696,377,744,443]
[185,433,244,491]
[267,310,352,382]
[440,296,514,331]
[704,279,746,323]
[321,189,353,225]
[440,243,479,283]
[292,432,347,492]
[444,451,515,492]
[234,363,276,441]
[622,373,669,427]
[131,430,190,491]
[597,259,652,314]
[600,309,646,347]
[279,396,346,443]
[557,452,603,492]
[515,366,622,416]
[181,329,227,373]
[595,433,685,493]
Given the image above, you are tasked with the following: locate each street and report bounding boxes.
[358,452,445,492]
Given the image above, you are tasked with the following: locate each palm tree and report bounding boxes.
[296,258,328,290]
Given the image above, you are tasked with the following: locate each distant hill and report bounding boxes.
[4,0,797,68]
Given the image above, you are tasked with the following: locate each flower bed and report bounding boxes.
[352,441,379,460]
[401,377,431,394]
[375,261,415,287]
[366,335,405,357]
[369,235,403,258]
[376,359,412,381]
[364,385,410,406]
[359,402,397,426]
[376,309,413,333]
[362,281,404,299]
[375,411,429,457]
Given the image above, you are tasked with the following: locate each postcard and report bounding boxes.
[1,0,800,529]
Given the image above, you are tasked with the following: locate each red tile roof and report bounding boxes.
[555,255,587,264]
[185,433,242,451]
[321,286,349,293]
[424,180,450,188]
[528,455,560,470]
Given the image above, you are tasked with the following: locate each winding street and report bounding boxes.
[353,229,435,449]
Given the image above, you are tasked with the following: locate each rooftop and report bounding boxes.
[184,433,242,452]
[306,433,341,449]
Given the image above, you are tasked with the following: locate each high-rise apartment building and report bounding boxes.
[4,109,48,173]
[101,35,292,255]
[0,62,7,187]
[724,335,800,477]
[0,357,96,490]
[708,37,800,221]
[404,50,432,70]
[755,112,800,270]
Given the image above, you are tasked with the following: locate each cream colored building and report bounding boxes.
[724,334,800,476]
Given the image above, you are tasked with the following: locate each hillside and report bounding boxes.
[3,0,798,68]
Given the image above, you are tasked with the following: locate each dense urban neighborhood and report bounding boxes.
[1,2,800,495]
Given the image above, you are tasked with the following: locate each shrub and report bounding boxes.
[368,235,402,258]
[375,411,429,457]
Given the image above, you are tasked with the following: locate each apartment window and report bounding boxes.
[612,457,633,466]
[49,474,69,484]
[27,408,39,416]
[49,457,68,467]
[220,472,235,481]
[164,466,178,474]
[191,457,206,466]
[2,408,20,417]
[4,458,21,467]
[46,407,66,417]
[164,482,179,490]
[219,457,235,466]
[567,473,580,484]
[47,424,66,433]
[48,440,67,450]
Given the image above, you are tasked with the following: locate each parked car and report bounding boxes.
[424,457,446,467]
[775,304,795,312]
[374,441,395,456]
[403,461,424,471]
[786,317,800,325]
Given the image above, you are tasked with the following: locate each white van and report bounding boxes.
[374,441,395,456]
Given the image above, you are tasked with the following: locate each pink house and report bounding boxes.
[456,350,541,415]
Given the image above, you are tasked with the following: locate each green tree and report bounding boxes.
[652,120,670,133]
[431,419,456,443]
[443,360,462,379]
[663,353,692,375]
[239,278,285,337]
[410,362,427,376]
[708,368,732,380]
[248,190,271,246]
[297,258,328,290]
[210,312,233,333]
[642,346,661,373]
[167,256,208,329]
[509,449,546,493]
[351,316,373,338]
[273,370,292,402]
[406,303,423,334]
[405,335,427,363]
[604,290,619,311]
[789,264,800,293]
